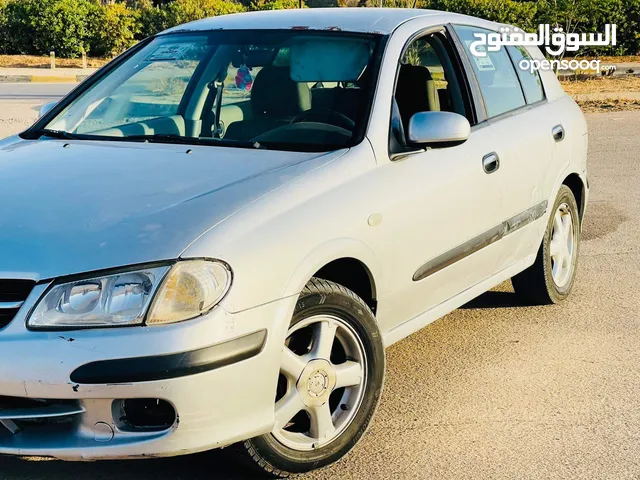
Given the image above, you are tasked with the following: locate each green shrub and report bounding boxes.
[536,0,637,55]
[426,0,537,31]
[250,0,304,10]
[1,0,96,56]
[136,5,169,39]
[0,0,7,51]
[622,0,640,54]
[0,0,636,58]
[165,0,244,26]
[88,2,139,57]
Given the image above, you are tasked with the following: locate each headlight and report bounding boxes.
[28,260,231,329]
[146,260,231,325]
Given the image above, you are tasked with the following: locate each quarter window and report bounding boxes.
[454,25,526,118]
[507,45,545,104]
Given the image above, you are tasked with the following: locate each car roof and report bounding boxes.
[160,8,484,36]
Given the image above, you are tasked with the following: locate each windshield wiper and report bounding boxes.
[25,130,267,150]
[123,134,267,150]
[27,128,77,140]
[125,133,203,145]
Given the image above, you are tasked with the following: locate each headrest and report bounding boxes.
[397,64,434,90]
[251,66,311,117]
[395,64,439,121]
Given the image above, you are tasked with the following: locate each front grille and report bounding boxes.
[0,279,36,329]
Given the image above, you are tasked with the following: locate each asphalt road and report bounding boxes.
[0,100,639,479]
[0,83,73,102]
[0,84,73,136]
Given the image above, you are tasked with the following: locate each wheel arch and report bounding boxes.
[283,239,381,316]
[562,172,586,220]
[312,258,377,314]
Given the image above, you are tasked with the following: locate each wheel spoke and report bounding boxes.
[564,216,574,246]
[552,256,560,278]
[308,403,335,441]
[549,237,564,257]
[553,210,562,230]
[281,346,306,381]
[275,390,305,430]
[334,361,363,389]
[311,319,337,360]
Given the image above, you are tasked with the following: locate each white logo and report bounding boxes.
[469,24,617,58]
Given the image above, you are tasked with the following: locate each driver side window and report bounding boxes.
[391,31,469,151]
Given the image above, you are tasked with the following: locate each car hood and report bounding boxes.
[0,139,342,280]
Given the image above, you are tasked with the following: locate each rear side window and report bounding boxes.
[453,25,526,118]
[507,45,545,104]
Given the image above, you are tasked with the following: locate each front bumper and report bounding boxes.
[0,283,293,460]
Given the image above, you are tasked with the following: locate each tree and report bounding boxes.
[89,2,139,57]
[165,0,244,25]
[0,0,96,56]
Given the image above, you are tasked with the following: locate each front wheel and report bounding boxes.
[239,278,385,478]
[512,185,581,305]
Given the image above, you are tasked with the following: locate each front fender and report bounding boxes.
[280,237,381,302]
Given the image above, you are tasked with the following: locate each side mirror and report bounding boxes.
[407,111,471,148]
[39,101,58,118]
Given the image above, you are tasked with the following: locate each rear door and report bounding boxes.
[452,25,555,268]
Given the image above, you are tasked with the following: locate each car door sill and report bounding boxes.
[383,253,537,347]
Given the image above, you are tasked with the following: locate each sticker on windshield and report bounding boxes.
[145,44,194,62]
[465,41,495,71]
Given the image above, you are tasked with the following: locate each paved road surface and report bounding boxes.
[0,106,638,479]
[0,83,73,102]
[0,84,73,134]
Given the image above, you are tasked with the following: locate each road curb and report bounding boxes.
[0,75,89,83]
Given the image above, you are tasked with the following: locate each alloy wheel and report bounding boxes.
[272,314,367,451]
[549,202,576,288]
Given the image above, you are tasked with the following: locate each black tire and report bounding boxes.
[512,185,581,305]
[237,278,385,478]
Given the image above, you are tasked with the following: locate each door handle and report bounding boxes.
[482,152,500,174]
[552,124,565,142]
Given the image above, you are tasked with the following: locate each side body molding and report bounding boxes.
[413,200,548,282]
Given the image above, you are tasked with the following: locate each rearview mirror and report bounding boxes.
[231,48,277,68]
[407,111,470,148]
[39,101,57,118]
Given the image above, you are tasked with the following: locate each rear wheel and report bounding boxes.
[239,278,385,478]
[512,185,581,305]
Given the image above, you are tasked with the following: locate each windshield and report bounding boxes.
[36,30,383,152]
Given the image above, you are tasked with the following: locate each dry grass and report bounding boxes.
[561,75,640,95]
[579,55,640,64]
[576,99,640,113]
[0,55,109,69]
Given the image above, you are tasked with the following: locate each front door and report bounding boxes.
[368,27,507,333]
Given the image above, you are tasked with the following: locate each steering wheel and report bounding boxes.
[291,108,356,131]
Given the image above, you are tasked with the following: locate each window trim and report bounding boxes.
[505,45,547,105]
[395,26,479,125]
[388,25,481,159]
[445,23,487,124]
[450,23,551,122]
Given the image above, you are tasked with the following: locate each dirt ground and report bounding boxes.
[0,55,109,69]
[561,75,640,95]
